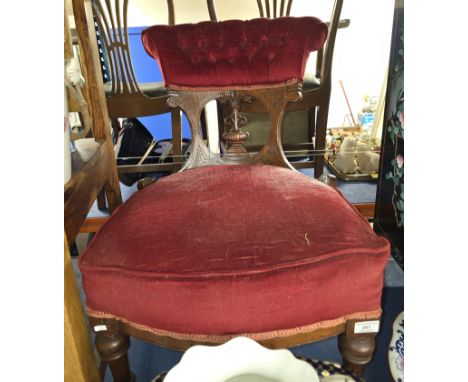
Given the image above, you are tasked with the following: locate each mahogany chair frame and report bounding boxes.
[207,0,349,178]
[83,82,379,381]
[71,2,380,380]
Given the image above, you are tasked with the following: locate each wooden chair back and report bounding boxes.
[90,0,175,118]
[65,7,122,380]
[208,0,293,20]
[72,0,184,179]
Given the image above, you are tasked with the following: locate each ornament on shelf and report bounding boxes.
[356,141,380,174]
[332,136,357,174]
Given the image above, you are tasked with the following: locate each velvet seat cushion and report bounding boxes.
[79,164,389,341]
[141,17,328,89]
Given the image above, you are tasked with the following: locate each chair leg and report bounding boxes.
[96,188,107,211]
[104,171,123,214]
[307,107,316,165]
[307,107,316,145]
[91,318,134,382]
[314,102,330,179]
[338,331,376,377]
[110,118,121,144]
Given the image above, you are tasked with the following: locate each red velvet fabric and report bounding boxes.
[141,17,328,89]
[79,165,390,336]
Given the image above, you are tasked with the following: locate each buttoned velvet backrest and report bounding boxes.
[141,17,328,89]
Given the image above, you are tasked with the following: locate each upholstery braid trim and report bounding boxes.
[86,308,382,343]
[167,78,299,91]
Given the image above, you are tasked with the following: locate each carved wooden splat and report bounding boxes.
[219,92,253,161]
[167,83,302,172]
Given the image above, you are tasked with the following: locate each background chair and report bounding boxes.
[73,8,390,382]
[84,0,184,209]
[64,5,122,380]
[64,3,122,241]
[207,0,349,178]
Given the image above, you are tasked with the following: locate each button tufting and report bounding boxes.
[142,16,329,87]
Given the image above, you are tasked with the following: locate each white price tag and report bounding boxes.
[94,324,108,332]
[354,320,380,334]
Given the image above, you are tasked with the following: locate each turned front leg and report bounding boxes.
[338,319,379,376]
[91,318,134,382]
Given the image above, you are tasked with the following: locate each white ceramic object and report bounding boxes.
[388,311,404,382]
[333,136,357,174]
[66,57,84,86]
[356,141,380,174]
[164,337,320,382]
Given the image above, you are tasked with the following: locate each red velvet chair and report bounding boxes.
[77,14,390,382]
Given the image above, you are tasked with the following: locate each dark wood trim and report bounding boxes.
[354,203,375,219]
[106,94,171,119]
[96,188,107,211]
[171,109,183,172]
[291,161,315,169]
[120,320,346,352]
[167,0,175,25]
[207,0,218,21]
[81,217,109,233]
[117,162,179,173]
